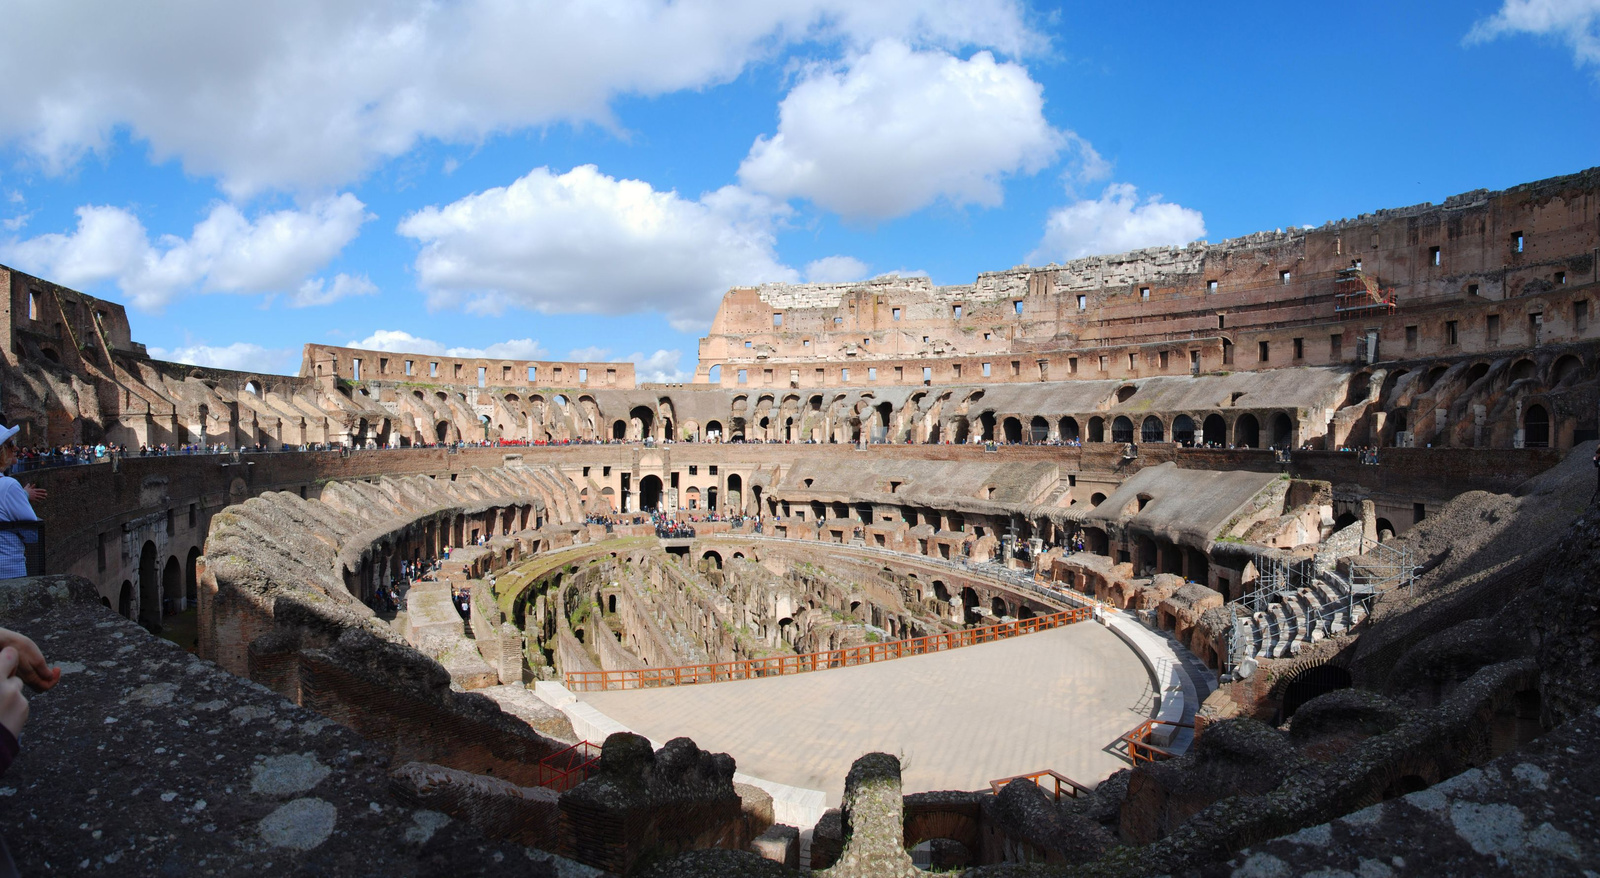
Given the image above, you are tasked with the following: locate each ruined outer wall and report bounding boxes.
[301,342,636,389]
[696,167,1600,386]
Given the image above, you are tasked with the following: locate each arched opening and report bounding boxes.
[951,417,970,444]
[726,473,743,513]
[630,405,655,440]
[1029,416,1048,443]
[1388,409,1408,444]
[703,551,723,569]
[1002,417,1022,444]
[1420,364,1449,393]
[1090,492,1107,506]
[185,546,201,607]
[1270,412,1294,448]
[1116,385,1137,403]
[1202,414,1226,446]
[138,541,160,631]
[990,596,1008,618]
[1140,416,1164,443]
[1376,518,1396,542]
[1172,414,1196,445]
[960,587,980,625]
[612,420,627,440]
[1059,417,1080,442]
[1088,416,1105,443]
[1111,416,1134,444]
[705,420,723,441]
[1235,414,1260,448]
[707,486,718,509]
[933,581,950,602]
[639,475,663,512]
[1463,362,1490,387]
[119,580,134,619]
[979,412,996,442]
[1550,354,1583,387]
[1085,527,1108,555]
[162,556,183,615]
[1278,664,1353,721]
[1334,511,1358,531]
[435,421,450,444]
[707,364,722,383]
[1524,404,1550,448]
[1508,358,1536,383]
[244,381,260,397]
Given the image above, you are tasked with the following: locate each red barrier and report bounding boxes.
[565,606,1092,692]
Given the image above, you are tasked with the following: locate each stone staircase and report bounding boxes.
[1234,571,1371,659]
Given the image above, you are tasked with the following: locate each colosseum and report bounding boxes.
[1,166,1597,875]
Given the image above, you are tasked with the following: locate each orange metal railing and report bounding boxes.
[1115,719,1194,765]
[564,606,1092,692]
[537,740,602,791]
[988,768,1092,801]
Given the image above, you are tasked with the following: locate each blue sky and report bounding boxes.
[1,0,1597,380]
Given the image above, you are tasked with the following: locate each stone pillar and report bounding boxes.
[815,753,919,878]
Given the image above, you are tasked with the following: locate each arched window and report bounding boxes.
[1111,416,1134,443]
[1172,415,1196,445]
[1524,404,1550,448]
[1235,414,1260,448]
[1140,416,1164,443]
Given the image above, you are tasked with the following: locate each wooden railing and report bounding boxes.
[564,606,1092,692]
[1115,719,1194,765]
[536,740,602,791]
[988,768,1092,801]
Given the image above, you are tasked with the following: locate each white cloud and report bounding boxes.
[290,273,377,308]
[805,255,871,283]
[738,40,1068,220]
[398,165,799,331]
[1029,183,1206,264]
[146,341,297,375]
[566,346,689,382]
[566,346,610,362]
[0,0,1039,196]
[0,195,370,310]
[345,329,547,361]
[630,350,691,383]
[1467,0,1600,69]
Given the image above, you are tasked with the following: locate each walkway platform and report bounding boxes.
[577,622,1152,810]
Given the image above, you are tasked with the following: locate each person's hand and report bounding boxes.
[22,484,46,502]
[0,648,30,738]
[0,629,59,692]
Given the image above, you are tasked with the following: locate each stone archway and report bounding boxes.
[639,475,663,512]
[138,541,160,630]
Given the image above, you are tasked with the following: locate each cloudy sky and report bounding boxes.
[1,0,1597,380]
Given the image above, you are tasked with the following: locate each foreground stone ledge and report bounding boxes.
[0,575,593,876]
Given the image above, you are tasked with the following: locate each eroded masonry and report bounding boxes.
[0,167,1597,874]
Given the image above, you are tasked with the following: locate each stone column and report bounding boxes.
[815,753,919,878]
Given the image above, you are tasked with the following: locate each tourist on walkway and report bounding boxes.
[0,426,45,580]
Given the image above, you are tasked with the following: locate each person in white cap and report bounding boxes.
[0,425,45,580]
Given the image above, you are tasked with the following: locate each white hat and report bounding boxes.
[0,424,17,447]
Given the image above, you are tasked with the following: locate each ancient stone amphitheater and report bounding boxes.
[2,167,1598,875]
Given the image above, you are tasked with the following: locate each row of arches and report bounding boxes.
[122,542,202,634]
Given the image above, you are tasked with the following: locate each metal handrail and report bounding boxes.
[564,606,1092,692]
[988,768,1092,801]
[536,740,602,791]
[1115,719,1194,765]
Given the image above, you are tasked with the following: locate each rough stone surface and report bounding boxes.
[815,753,920,878]
[0,576,579,876]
